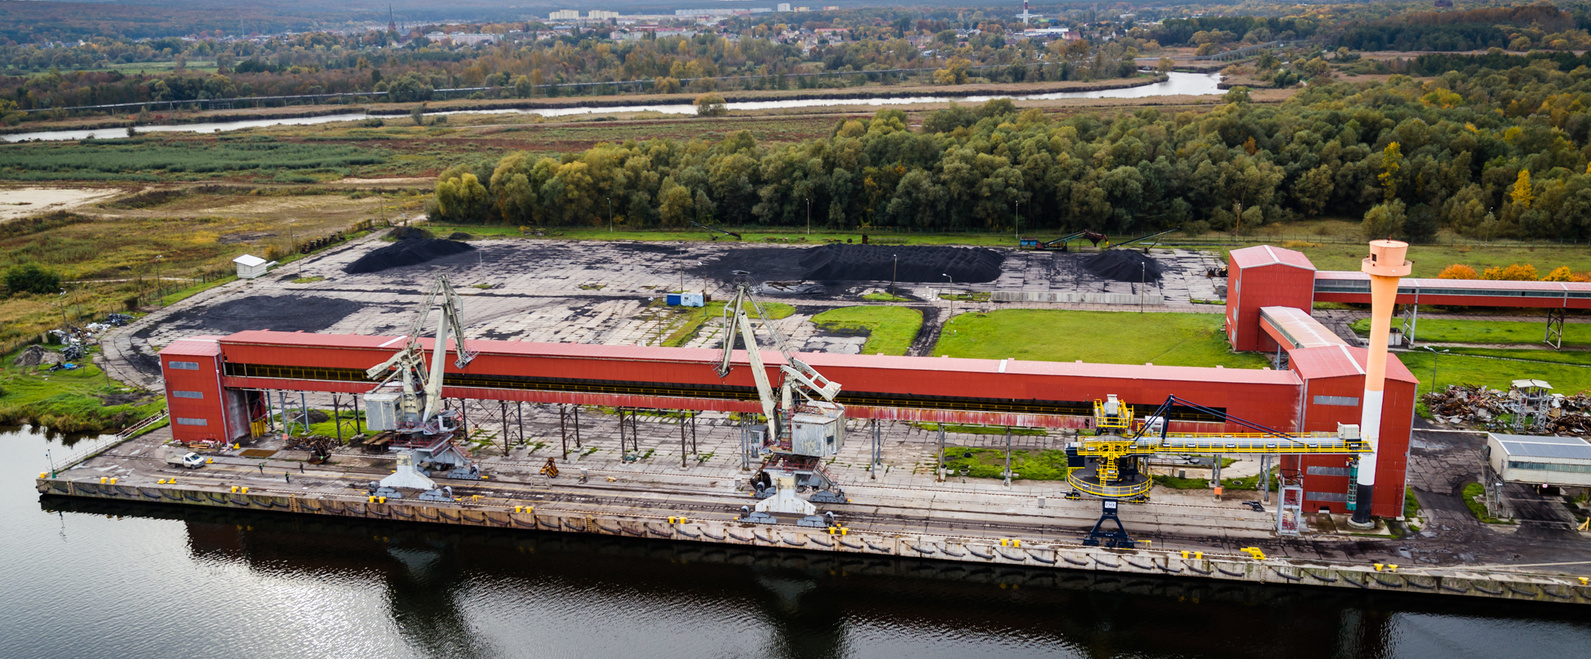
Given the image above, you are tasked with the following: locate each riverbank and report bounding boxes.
[1,75,1178,137]
[0,76,1167,136]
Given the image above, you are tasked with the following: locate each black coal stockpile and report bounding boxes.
[345,238,475,274]
[1083,250,1163,283]
[798,244,1004,283]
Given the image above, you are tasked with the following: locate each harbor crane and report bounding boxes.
[717,272,847,526]
[363,275,479,490]
[1067,394,1372,548]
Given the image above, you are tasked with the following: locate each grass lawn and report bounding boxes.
[941,446,1071,480]
[0,347,164,433]
[661,300,794,347]
[933,309,1268,368]
[1352,317,1590,346]
[1398,348,1591,394]
[810,306,922,356]
[1461,482,1513,523]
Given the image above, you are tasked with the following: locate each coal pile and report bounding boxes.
[1083,250,1163,283]
[798,244,1004,283]
[345,238,475,274]
[149,295,366,335]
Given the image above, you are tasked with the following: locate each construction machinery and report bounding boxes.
[1106,227,1178,252]
[1019,230,1106,251]
[691,221,742,241]
[363,275,480,490]
[1066,394,1371,548]
[717,271,847,526]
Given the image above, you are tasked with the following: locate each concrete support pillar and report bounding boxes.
[1350,240,1411,529]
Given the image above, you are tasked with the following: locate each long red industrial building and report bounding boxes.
[159,243,1448,520]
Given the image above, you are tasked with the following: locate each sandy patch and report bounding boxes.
[0,187,121,221]
[333,177,433,186]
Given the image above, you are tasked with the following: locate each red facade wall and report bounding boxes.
[1286,356,1418,518]
[1228,260,1316,351]
[213,332,1305,434]
[161,341,230,443]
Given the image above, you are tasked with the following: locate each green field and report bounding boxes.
[1352,317,1589,346]
[0,137,387,182]
[0,347,163,433]
[933,309,1268,369]
[810,306,922,356]
[661,300,793,348]
[1398,348,1591,395]
[941,446,1071,480]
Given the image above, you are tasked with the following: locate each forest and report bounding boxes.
[1336,4,1590,51]
[428,63,1591,244]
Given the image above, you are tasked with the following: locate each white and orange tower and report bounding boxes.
[1349,240,1411,528]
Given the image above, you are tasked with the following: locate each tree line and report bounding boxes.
[430,63,1591,243]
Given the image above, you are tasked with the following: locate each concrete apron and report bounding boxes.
[37,475,1591,606]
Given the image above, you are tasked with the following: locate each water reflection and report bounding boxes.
[35,494,1591,659]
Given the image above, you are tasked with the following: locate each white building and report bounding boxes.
[777,3,791,11]
[549,10,580,20]
[232,254,274,279]
[588,10,619,20]
[1487,433,1591,488]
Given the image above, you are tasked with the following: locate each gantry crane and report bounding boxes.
[717,271,847,526]
[1067,394,1371,548]
[363,275,479,490]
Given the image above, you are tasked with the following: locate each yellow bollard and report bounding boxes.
[240,486,247,494]
[206,458,213,464]
[840,528,848,535]
[231,486,239,493]
[1181,550,1189,559]
[1195,552,1203,560]
[109,478,117,485]
[1388,565,1398,572]
[1013,539,1022,547]
[482,475,489,480]
[379,497,387,504]
[39,472,48,479]
[1000,538,1009,547]
[368,496,376,503]
[1373,563,1384,571]
[1581,577,1588,586]
[101,477,107,484]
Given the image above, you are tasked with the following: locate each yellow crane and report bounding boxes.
[1068,394,1372,548]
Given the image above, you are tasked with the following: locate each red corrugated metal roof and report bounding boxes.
[1317,272,1591,294]
[1259,306,1346,349]
[218,330,1298,386]
[1290,345,1418,384]
[160,336,224,357]
[1230,245,1315,270]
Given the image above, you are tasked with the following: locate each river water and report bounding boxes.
[4,425,1590,658]
[2,72,1223,143]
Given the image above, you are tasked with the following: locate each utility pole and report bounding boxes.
[154,254,163,307]
[806,197,811,236]
[1140,263,1145,313]
[607,197,613,233]
[891,254,898,296]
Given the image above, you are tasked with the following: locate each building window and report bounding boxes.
[175,417,208,426]
[1306,491,1347,502]
[168,361,200,370]
[1313,395,1359,407]
[1507,460,1591,474]
[172,390,204,399]
[1307,466,1352,477]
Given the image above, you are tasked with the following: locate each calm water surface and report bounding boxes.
[5,424,1588,658]
[2,73,1223,143]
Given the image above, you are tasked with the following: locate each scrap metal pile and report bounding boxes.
[1423,385,1591,435]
